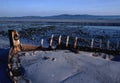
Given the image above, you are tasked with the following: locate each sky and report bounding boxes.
[0,0,120,17]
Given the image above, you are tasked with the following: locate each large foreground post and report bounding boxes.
[8,30,21,53]
[8,30,22,83]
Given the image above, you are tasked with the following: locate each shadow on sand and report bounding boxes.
[0,48,12,83]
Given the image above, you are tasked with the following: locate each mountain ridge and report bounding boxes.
[0,14,120,20]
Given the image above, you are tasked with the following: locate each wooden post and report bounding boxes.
[66,36,69,48]
[8,30,21,60]
[40,39,44,48]
[49,34,54,48]
[74,37,78,49]
[58,35,62,45]
[8,30,22,83]
[91,38,94,49]
[8,30,21,54]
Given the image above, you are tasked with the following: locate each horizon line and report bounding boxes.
[0,14,120,18]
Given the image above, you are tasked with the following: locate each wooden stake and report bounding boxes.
[40,39,44,48]
[74,37,78,49]
[91,38,94,48]
[49,34,54,48]
[66,36,69,47]
[58,35,62,45]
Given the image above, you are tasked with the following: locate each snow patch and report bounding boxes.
[19,50,120,83]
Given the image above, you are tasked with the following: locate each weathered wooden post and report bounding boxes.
[66,36,69,48]
[74,37,78,49]
[8,30,23,83]
[49,34,54,48]
[91,38,94,49]
[58,35,62,45]
[8,30,22,61]
[40,39,44,48]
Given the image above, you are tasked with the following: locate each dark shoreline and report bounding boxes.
[0,19,120,26]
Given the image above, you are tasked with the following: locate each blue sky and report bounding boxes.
[0,0,120,17]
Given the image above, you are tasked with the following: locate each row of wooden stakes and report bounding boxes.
[40,34,120,50]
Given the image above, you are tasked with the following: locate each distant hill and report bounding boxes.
[42,14,120,20]
[0,14,120,20]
